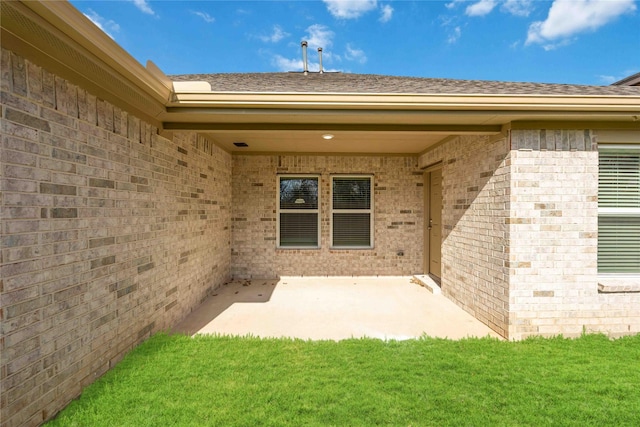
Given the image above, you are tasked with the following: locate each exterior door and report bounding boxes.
[427,168,442,278]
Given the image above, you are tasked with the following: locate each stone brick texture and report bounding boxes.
[231,155,424,278]
[1,48,231,427]
[418,130,640,340]
[508,129,640,340]
[419,134,511,337]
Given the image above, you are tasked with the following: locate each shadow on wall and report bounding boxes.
[171,279,279,335]
[421,134,511,337]
[440,136,510,245]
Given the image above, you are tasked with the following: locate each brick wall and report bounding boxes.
[508,129,640,339]
[419,130,640,339]
[419,134,511,337]
[0,48,231,427]
[231,154,424,278]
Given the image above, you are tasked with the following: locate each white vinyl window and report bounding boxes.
[598,146,640,273]
[277,175,320,248]
[331,175,373,248]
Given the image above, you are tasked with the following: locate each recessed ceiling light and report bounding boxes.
[233,142,249,147]
[322,134,334,140]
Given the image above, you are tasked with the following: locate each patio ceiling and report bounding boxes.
[163,80,640,154]
[161,98,639,154]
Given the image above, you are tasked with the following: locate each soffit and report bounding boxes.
[201,130,451,154]
[0,0,170,127]
[164,77,639,154]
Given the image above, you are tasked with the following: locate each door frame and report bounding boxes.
[423,162,443,277]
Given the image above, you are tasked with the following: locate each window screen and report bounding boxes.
[598,148,640,273]
[331,176,373,248]
[278,176,319,247]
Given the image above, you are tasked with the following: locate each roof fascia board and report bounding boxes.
[21,0,172,102]
[1,1,169,126]
[0,27,160,128]
[169,93,640,113]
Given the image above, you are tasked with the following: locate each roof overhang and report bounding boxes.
[2,0,639,154]
[0,0,171,127]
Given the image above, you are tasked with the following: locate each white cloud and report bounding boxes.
[448,0,533,17]
[379,4,393,22]
[305,24,335,49]
[598,70,638,84]
[344,44,367,63]
[130,0,155,16]
[273,55,305,72]
[83,9,120,39]
[598,74,618,85]
[466,0,498,16]
[323,0,378,19]
[447,26,462,44]
[502,0,534,17]
[192,11,215,23]
[526,0,636,46]
[259,25,290,43]
[445,0,465,10]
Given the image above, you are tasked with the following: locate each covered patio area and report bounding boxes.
[172,276,501,340]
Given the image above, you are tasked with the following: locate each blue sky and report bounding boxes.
[71,0,639,85]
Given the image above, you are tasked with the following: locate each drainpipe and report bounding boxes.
[301,41,308,75]
[318,48,323,74]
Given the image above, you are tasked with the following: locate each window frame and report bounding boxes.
[330,174,374,249]
[597,144,640,275]
[276,174,321,249]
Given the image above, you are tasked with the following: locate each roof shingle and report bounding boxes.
[170,72,640,96]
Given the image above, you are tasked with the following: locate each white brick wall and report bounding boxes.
[508,130,640,339]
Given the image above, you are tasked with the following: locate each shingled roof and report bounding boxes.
[170,72,640,96]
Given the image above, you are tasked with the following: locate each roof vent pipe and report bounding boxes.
[301,41,308,75]
[318,48,323,74]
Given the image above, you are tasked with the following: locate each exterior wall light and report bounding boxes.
[322,134,334,140]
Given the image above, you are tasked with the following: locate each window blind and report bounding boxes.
[598,148,640,273]
[598,217,640,273]
[331,176,373,248]
[598,152,640,208]
[278,177,319,248]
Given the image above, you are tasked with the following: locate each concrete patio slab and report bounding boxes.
[172,276,501,340]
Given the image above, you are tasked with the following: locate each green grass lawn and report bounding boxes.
[46,333,640,426]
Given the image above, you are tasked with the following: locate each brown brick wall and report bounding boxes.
[419,134,511,337]
[1,48,231,426]
[231,154,424,278]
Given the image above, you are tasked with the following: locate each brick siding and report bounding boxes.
[1,48,231,427]
[418,130,640,340]
[231,155,424,277]
[419,134,511,337]
[508,130,640,339]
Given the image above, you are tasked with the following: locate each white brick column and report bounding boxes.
[508,130,599,339]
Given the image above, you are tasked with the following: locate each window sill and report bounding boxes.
[330,247,374,250]
[598,275,640,293]
[276,247,321,250]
